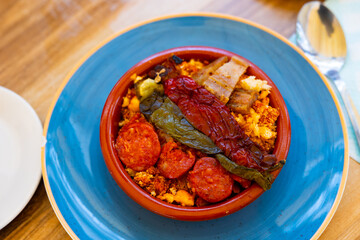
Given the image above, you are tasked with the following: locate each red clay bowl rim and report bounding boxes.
[100,46,291,221]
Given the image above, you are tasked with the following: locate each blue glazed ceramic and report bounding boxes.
[43,14,348,240]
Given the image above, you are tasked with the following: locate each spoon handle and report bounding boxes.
[329,71,360,147]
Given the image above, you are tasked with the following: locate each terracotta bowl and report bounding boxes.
[100,46,291,221]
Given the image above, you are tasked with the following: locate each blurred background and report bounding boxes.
[2,0,360,239]
[0,0,314,123]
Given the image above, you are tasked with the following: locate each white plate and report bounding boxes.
[0,86,42,229]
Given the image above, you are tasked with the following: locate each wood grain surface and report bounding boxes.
[1,0,358,239]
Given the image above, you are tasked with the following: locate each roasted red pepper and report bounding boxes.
[164,75,277,171]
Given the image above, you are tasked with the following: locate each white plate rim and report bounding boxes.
[0,86,43,230]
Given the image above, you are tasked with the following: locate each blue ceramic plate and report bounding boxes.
[42,14,348,240]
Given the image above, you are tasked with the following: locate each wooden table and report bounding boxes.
[0,0,359,239]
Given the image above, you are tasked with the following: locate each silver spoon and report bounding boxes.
[296,1,360,147]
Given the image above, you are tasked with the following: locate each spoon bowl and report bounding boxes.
[296,1,360,147]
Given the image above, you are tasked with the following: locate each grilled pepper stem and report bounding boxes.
[215,154,285,190]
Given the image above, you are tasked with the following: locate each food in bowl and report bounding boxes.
[113,52,284,207]
[100,46,290,220]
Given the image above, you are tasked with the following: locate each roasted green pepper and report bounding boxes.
[140,88,284,191]
[150,97,221,154]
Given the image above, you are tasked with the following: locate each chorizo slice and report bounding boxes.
[115,116,160,171]
[189,157,233,203]
[157,141,195,179]
[230,174,252,189]
[195,197,211,207]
